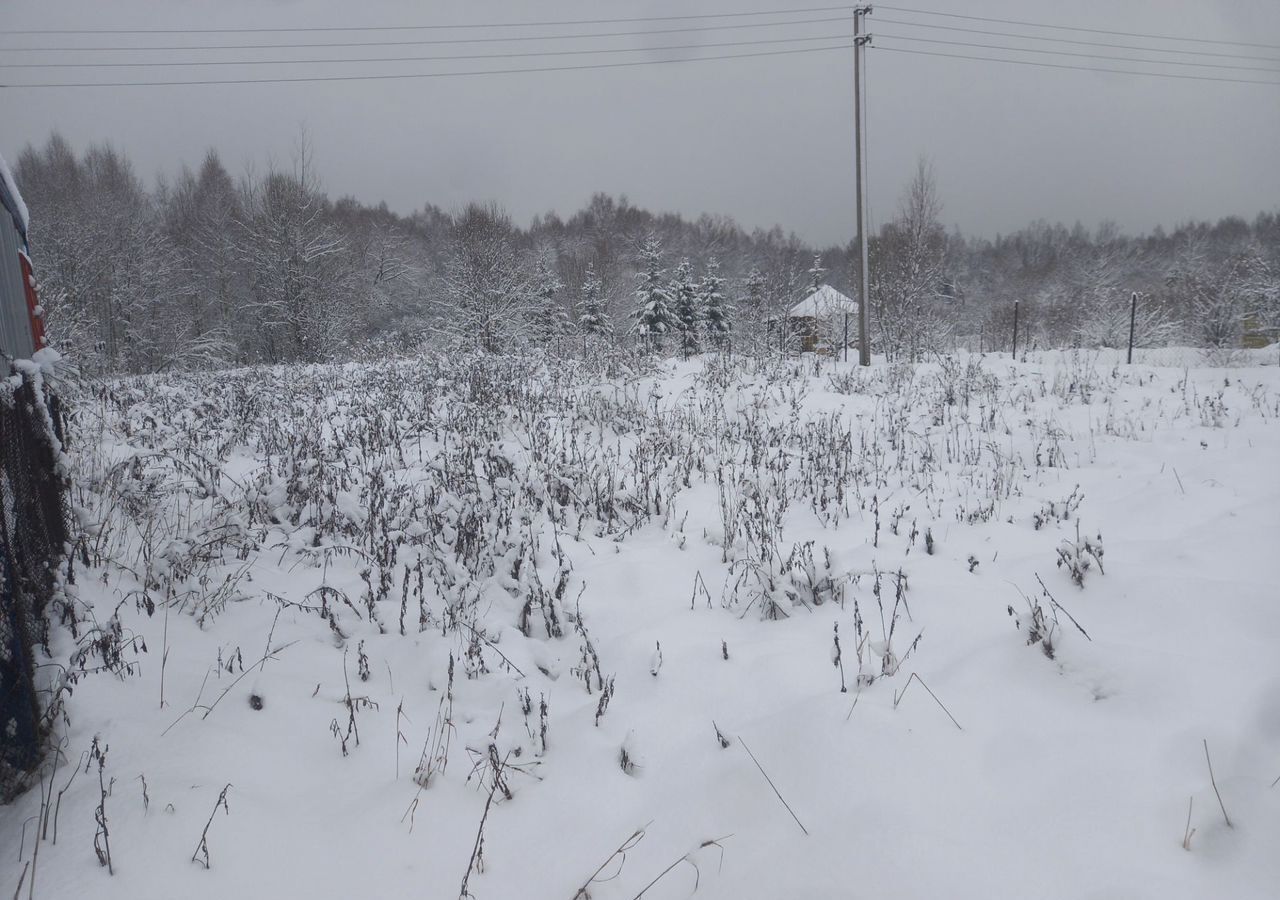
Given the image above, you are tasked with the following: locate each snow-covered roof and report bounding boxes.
[0,153,29,242]
[788,285,857,318]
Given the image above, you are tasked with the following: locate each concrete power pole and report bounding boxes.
[854,6,872,366]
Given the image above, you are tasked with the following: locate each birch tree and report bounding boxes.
[871,159,952,361]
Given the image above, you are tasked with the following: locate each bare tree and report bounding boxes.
[236,138,354,363]
[871,158,953,361]
[1166,236,1271,350]
[163,149,242,367]
[17,136,193,372]
[1069,223,1178,349]
[12,129,1277,369]
[441,203,530,353]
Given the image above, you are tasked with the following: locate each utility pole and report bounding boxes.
[854,6,873,366]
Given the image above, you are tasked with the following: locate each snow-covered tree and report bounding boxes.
[738,268,768,352]
[630,235,674,350]
[807,253,827,291]
[16,129,1280,369]
[17,136,192,372]
[237,153,354,364]
[671,258,702,357]
[348,221,422,345]
[530,254,570,346]
[1251,255,1280,346]
[578,263,612,339]
[1168,237,1271,350]
[871,158,953,361]
[1059,228,1178,351]
[164,149,244,366]
[443,203,530,353]
[700,257,731,349]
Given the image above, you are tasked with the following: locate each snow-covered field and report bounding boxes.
[6,349,1280,899]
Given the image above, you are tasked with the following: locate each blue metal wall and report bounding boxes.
[0,220,35,361]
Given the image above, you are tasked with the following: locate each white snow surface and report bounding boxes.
[0,151,30,237]
[5,350,1280,900]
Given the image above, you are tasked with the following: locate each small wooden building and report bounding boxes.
[787,285,858,353]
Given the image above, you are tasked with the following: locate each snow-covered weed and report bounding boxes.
[1033,486,1083,530]
[1009,575,1092,659]
[1056,523,1106,588]
[30,348,1278,897]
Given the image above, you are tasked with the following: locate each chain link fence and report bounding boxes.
[0,371,68,801]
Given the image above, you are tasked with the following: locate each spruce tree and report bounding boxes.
[630,235,674,350]
[671,258,702,358]
[807,253,827,291]
[578,263,611,338]
[531,255,569,345]
[701,257,732,349]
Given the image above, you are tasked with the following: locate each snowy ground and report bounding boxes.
[5,349,1280,900]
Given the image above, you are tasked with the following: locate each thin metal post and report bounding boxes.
[1127,291,1138,364]
[1012,300,1020,360]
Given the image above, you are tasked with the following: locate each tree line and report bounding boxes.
[12,133,1279,372]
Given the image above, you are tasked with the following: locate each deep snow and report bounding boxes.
[4,349,1279,900]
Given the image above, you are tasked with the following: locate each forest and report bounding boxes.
[13,132,1279,372]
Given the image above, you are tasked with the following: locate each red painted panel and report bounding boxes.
[18,251,45,351]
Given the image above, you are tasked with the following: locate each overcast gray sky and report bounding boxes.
[2,0,1277,245]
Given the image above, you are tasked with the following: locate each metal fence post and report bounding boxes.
[1127,291,1138,364]
[1012,300,1020,360]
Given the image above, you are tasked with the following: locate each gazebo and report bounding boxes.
[787,285,858,353]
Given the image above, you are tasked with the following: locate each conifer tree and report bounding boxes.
[531,254,570,345]
[807,253,827,291]
[578,263,611,338]
[743,268,768,352]
[671,258,702,357]
[701,257,731,349]
[630,235,674,350]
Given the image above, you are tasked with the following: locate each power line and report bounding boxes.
[0,16,852,53]
[876,44,1280,85]
[0,33,851,70]
[875,16,1280,63]
[877,5,1280,51]
[2,5,856,35]
[0,42,854,88]
[876,32,1280,73]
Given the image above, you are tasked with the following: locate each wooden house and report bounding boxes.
[787,285,858,354]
